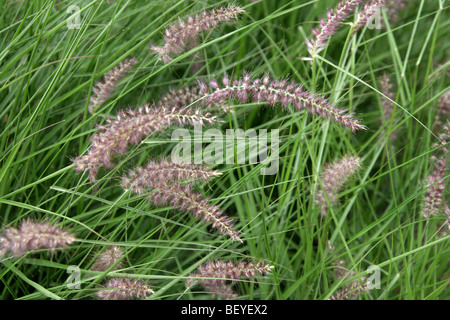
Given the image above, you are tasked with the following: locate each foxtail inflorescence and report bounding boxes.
[198,73,366,132]
[306,0,364,59]
[378,73,397,140]
[121,160,241,242]
[95,277,154,300]
[187,260,274,299]
[316,156,362,216]
[89,57,137,114]
[90,245,125,273]
[73,104,218,183]
[435,90,449,129]
[0,220,75,258]
[151,5,245,63]
[353,0,386,32]
[422,157,447,219]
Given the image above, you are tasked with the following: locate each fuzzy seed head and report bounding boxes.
[95,277,154,300]
[0,220,75,257]
[316,156,362,215]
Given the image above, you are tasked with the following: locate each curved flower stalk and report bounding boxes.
[353,0,386,32]
[121,170,241,242]
[187,260,274,299]
[124,158,222,189]
[0,220,75,258]
[91,245,124,273]
[151,5,245,63]
[198,73,366,132]
[89,57,137,114]
[316,156,362,216]
[422,157,447,219]
[73,105,218,183]
[95,277,154,300]
[307,0,364,59]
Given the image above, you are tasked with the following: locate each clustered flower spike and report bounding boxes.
[95,277,154,300]
[353,0,386,32]
[378,73,397,140]
[198,73,366,132]
[89,57,137,114]
[0,220,75,258]
[187,260,274,299]
[151,5,245,63]
[121,168,241,242]
[124,159,222,189]
[422,157,447,219]
[435,90,450,129]
[316,156,362,215]
[73,104,218,183]
[307,0,364,59]
[91,245,125,273]
[383,0,410,24]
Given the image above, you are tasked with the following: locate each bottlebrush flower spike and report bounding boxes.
[316,156,362,216]
[151,5,245,63]
[422,157,447,219]
[0,220,75,258]
[329,278,369,300]
[91,246,124,272]
[73,104,218,183]
[383,0,410,24]
[307,0,364,59]
[95,277,154,300]
[434,90,450,128]
[89,57,137,114]
[198,73,366,132]
[121,174,241,242]
[124,158,222,191]
[353,0,385,32]
[378,73,397,140]
[187,260,274,299]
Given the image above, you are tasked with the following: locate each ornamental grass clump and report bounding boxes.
[151,5,245,63]
[187,260,274,299]
[0,220,75,258]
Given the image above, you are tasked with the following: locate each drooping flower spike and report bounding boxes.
[198,73,366,132]
[74,105,218,183]
[187,260,274,299]
[95,277,154,300]
[307,0,364,59]
[0,220,75,258]
[151,5,245,63]
[89,57,137,114]
[121,164,240,242]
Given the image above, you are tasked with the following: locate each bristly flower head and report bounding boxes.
[307,0,364,59]
[434,90,450,128]
[187,260,274,299]
[378,73,397,140]
[89,57,137,114]
[121,172,241,242]
[95,277,154,300]
[422,157,447,219]
[353,0,386,32]
[316,156,362,216]
[91,246,124,273]
[73,104,218,183]
[0,220,75,258]
[124,159,222,192]
[198,73,366,132]
[151,5,245,63]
